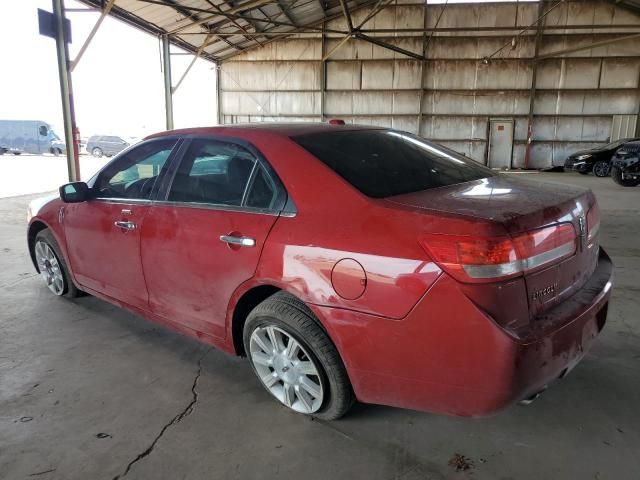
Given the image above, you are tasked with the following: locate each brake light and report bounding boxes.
[328,119,345,125]
[586,204,600,243]
[421,224,577,283]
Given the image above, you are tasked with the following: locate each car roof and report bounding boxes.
[145,123,386,140]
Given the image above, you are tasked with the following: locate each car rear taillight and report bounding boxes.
[586,203,600,243]
[421,224,577,283]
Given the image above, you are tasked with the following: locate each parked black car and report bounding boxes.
[611,140,640,187]
[564,138,638,177]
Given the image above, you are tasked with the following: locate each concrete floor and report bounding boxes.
[1,172,639,480]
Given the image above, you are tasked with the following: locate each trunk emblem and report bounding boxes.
[532,282,559,301]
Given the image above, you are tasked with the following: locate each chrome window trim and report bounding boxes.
[151,199,287,217]
[92,197,153,205]
[240,160,259,207]
[90,197,295,217]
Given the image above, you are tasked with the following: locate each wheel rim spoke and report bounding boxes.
[299,376,321,399]
[251,351,272,367]
[253,331,272,354]
[284,337,299,360]
[295,386,313,411]
[266,326,283,352]
[261,371,279,388]
[282,383,295,407]
[296,361,317,376]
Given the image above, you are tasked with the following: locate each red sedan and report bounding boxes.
[27,124,613,419]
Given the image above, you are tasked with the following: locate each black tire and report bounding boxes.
[243,291,354,420]
[91,147,103,158]
[593,160,610,178]
[611,166,640,187]
[34,228,82,298]
[13,152,21,156]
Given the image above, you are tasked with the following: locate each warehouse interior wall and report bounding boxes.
[218,1,640,168]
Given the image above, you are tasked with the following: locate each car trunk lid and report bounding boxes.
[386,174,600,321]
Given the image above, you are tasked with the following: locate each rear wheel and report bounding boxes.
[244,292,354,420]
[34,229,81,297]
[611,166,640,187]
[91,147,103,158]
[593,161,610,177]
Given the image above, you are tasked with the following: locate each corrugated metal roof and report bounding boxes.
[76,1,640,62]
[77,0,378,62]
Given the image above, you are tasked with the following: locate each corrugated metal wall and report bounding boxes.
[218,1,640,168]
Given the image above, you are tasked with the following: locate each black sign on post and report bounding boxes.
[38,8,72,43]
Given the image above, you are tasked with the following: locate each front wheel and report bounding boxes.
[91,147,103,158]
[244,292,354,420]
[34,229,81,297]
[593,161,610,177]
[611,166,640,187]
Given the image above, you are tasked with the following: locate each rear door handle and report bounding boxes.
[220,235,255,247]
[114,220,136,231]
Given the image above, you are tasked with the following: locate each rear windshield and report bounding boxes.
[292,129,493,198]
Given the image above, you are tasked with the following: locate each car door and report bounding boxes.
[63,137,179,308]
[103,136,117,155]
[140,136,286,339]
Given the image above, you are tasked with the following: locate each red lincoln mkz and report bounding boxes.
[27,124,613,419]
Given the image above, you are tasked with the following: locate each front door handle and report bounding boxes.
[114,220,136,231]
[220,235,255,247]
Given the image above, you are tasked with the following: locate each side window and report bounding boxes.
[94,138,177,200]
[168,139,256,206]
[246,166,277,209]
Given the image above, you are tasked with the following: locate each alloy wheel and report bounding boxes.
[249,325,324,414]
[34,240,65,295]
[593,161,610,177]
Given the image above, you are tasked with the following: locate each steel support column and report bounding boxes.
[53,0,80,181]
[524,0,545,170]
[162,35,174,130]
[320,22,326,122]
[216,63,222,125]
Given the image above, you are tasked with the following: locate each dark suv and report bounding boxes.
[611,141,640,187]
[87,135,131,158]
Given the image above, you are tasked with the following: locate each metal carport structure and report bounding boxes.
[51,0,640,179]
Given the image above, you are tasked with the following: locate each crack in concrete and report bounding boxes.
[112,349,209,480]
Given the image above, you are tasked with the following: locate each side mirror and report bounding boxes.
[39,126,48,137]
[59,182,91,203]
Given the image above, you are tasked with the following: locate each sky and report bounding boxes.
[0,0,216,139]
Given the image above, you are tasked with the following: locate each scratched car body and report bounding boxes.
[27,124,613,419]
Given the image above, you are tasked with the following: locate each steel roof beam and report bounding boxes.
[339,0,354,32]
[169,0,275,34]
[70,0,116,71]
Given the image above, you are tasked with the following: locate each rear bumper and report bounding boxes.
[315,248,613,416]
